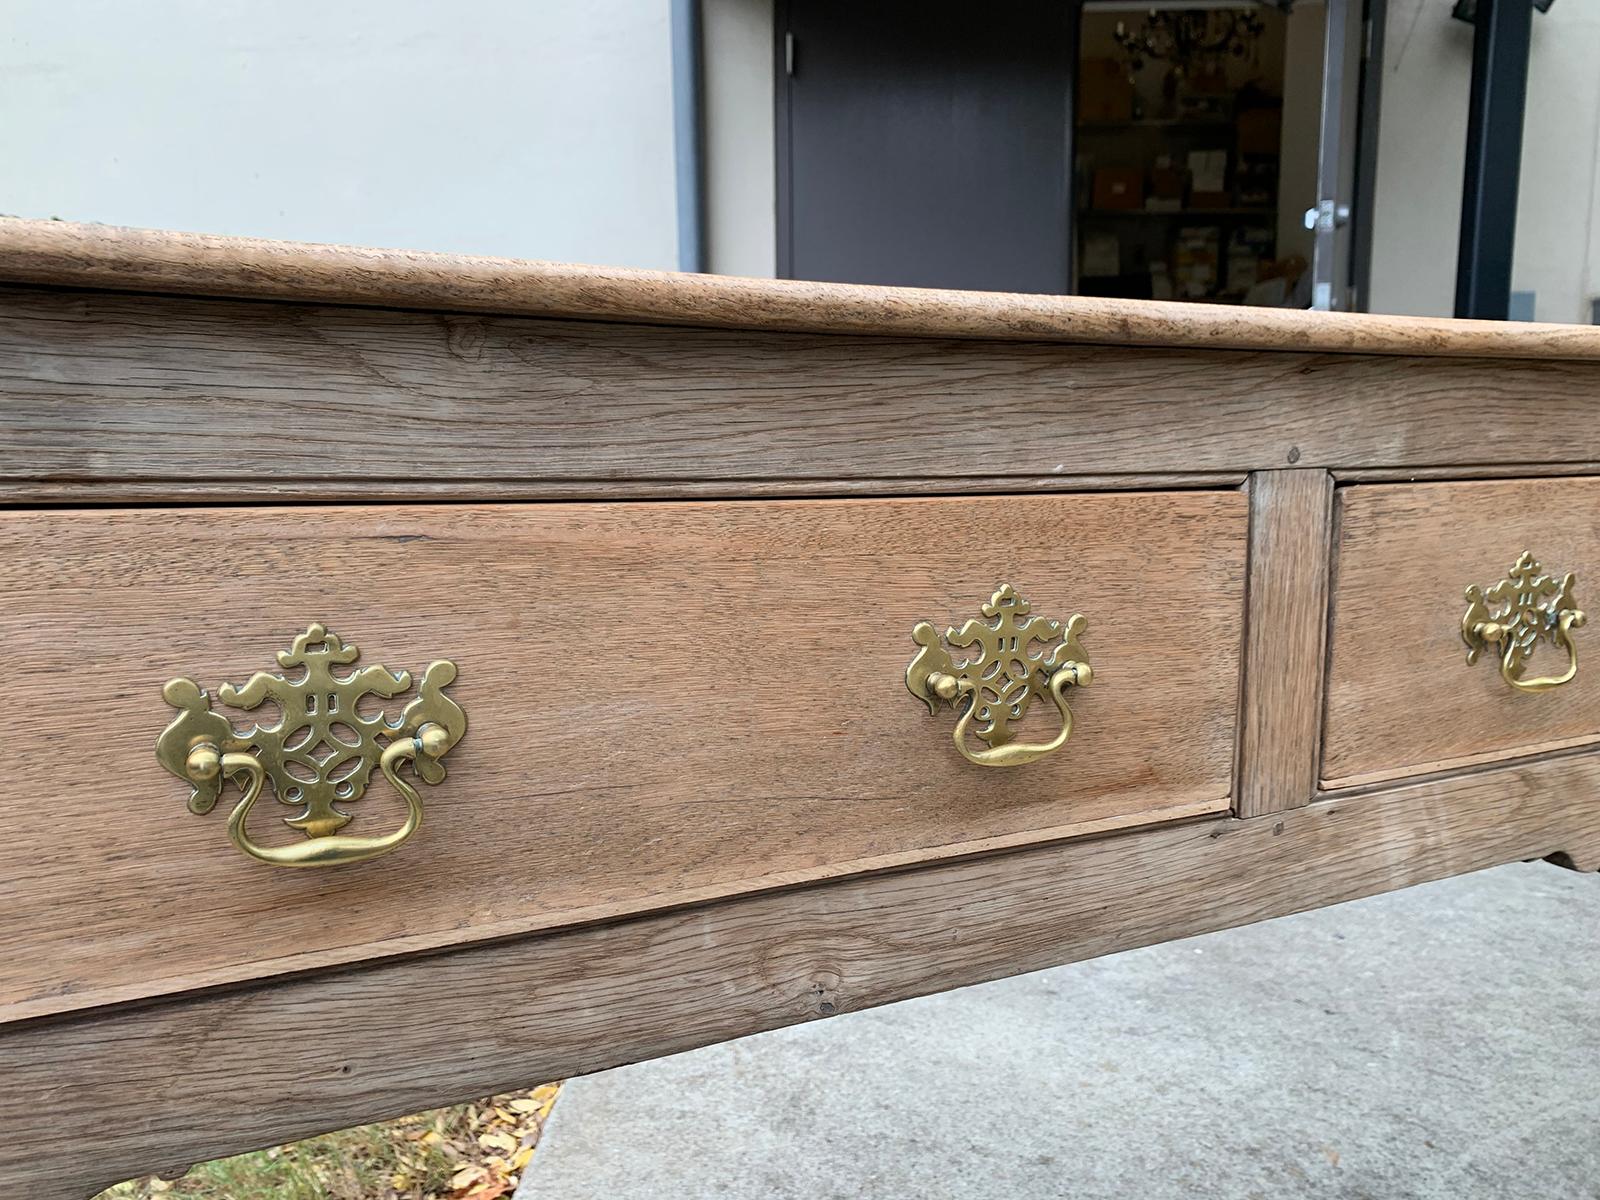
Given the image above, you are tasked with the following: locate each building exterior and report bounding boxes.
[2,0,1596,322]
[0,1,681,268]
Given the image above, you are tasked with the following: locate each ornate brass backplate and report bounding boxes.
[155,623,466,867]
[906,583,1092,768]
[1462,552,1586,693]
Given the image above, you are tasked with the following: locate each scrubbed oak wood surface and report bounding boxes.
[4,217,1600,360]
[1324,478,1600,788]
[7,751,1599,1200]
[3,285,1600,501]
[0,492,1244,1023]
[2,218,1597,1200]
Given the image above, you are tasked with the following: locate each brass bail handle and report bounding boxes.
[905,584,1093,768]
[1462,552,1586,694]
[156,623,467,868]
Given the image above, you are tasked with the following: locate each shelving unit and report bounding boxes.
[1079,118,1234,132]
[1070,6,1306,306]
[1078,207,1275,219]
[1074,103,1283,301]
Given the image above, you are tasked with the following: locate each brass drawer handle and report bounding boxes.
[156,623,466,867]
[906,583,1092,767]
[1463,552,1586,693]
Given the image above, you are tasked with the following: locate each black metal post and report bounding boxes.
[1454,0,1533,320]
[1350,0,1389,313]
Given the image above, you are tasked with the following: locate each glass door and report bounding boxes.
[1308,0,1366,310]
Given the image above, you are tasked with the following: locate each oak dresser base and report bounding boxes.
[1,219,1597,1198]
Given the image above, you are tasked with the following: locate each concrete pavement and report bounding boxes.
[518,862,1600,1199]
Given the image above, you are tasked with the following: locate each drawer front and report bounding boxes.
[1324,479,1600,788]
[1,493,1246,1019]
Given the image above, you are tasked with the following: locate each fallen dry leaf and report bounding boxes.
[449,1164,488,1190]
[477,1131,518,1154]
[94,1080,563,1200]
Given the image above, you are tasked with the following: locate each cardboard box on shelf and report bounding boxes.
[1227,225,1275,292]
[1079,58,1134,123]
[1150,165,1186,201]
[1237,108,1283,156]
[1236,157,1277,209]
[1081,231,1122,278]
[1173,226,1220,299]
[1092,167,1144,211]
[1150,262,1175,301]
[1186,149,1224,189]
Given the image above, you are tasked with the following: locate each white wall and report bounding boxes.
[1513,1,1600,325]
[1368,0,1600,322]
[702,0,775,277]
[0,0,680,268]
[11,2,1593,311]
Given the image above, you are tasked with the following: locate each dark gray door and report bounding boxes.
[777,0,1074,293]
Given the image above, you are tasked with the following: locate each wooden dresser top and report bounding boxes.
[3,217,1599,361]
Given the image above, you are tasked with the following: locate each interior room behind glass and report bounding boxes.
[1075,3,1323,306]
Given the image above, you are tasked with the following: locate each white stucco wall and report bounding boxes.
[1513,2,1600,325]
[7,2,1594,314]
[1368,0,1600,322]
[702,0,776,277]
[0,0,679,268]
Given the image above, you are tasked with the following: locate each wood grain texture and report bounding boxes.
[1236,470,1334,816]
[5,287,1600,492]
[7,750,1600,1200]
[0,492,1246,1024]
[3,218,1600,361]
[1334,464,1600,483]
[1323,479,1600,788]
[0,473,1247,506]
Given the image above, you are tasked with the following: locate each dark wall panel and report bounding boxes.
[779,0,1073,293]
